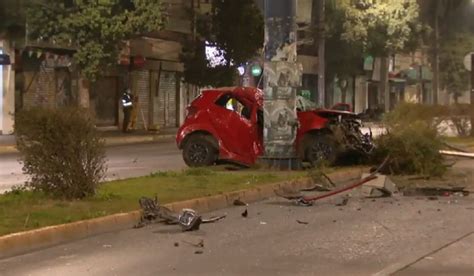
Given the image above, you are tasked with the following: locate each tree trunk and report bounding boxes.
[379,57,389,112]
[78,78,90,108]
[431,3,439,105]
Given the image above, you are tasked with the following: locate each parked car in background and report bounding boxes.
[176,87,373,167]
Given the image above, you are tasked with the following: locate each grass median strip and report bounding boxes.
[0,167,307,236]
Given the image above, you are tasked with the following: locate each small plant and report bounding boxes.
[15,107,107,199]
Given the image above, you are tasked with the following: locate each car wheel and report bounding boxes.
[182,135,218,167]
[305,134,338,166]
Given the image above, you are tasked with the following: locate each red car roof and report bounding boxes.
[201,87,263,107]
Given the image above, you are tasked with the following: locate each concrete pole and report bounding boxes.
[261,0,302,169]
[317,0,326,107]
[432,3,439,105]
[470,53,474,136]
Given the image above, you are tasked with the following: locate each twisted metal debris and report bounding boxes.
[135,197,226,231]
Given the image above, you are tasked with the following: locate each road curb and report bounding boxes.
[0,167,365,260]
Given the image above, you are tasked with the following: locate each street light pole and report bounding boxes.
[471,53,474,136]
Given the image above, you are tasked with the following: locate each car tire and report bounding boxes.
[182,135,218,167]
[304,134,338,166]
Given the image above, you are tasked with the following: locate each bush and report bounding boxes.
[446,104,472,137]
[15,107,107,199]
[373,122,446,177]
[373,104,447,177]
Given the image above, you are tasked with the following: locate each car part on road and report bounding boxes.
[233,199,248,206]
[182,239,204,248]
[135,197,226,230]
[335,197,349,206]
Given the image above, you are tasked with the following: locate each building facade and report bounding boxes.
[1,0,202,135]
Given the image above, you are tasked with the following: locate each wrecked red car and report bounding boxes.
[176,87,373,167]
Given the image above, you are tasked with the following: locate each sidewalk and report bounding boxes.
[0,127,178,154]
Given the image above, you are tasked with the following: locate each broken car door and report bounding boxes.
[211,93,257,160]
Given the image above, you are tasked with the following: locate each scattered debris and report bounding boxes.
[241,209,248,218]
[182,239,204,248]
[403,187,469,197]
[135,197,226,231]
[194,250,204,254]
[102,244,112,248]
[335,197,349,206]
[427,196,438,201]
[179,209,203,231]
[360,173,398,198]
[260,221,267,225]
[233,199,248,206]
[356,208,361,211]
[296,220,309,225]
[174,242,179,247]
[278,157,390,206]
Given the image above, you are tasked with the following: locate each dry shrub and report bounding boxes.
[373,103,447,177]
[15,107,107,199]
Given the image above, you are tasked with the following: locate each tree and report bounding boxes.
[337,0,423,111]
[324,0,365,104]
[341,0,422,56]
[419,0,470,104]
[182,0,264,87]
[26,0,167,81]
[439,33,474,103]
[0,0,27,41]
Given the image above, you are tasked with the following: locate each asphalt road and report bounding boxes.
[0,193,473,276]
[0,140,185,193]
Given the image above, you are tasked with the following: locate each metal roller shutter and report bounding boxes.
[157,71,177,128]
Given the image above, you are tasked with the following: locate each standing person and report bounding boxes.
[121,89,133,133]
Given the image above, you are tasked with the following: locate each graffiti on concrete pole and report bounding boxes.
[261,0,302,168]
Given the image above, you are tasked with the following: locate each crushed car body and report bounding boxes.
[176,87,373,167]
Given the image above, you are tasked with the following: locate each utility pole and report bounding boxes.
[471,53,474,136]
[261,0,301,169]
[317,0,325,107]
[432,1,439,105]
